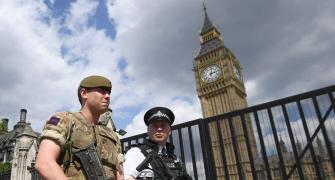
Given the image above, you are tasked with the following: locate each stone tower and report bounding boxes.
[11,125,38,180]
[193,5,247,117]
[0,109,39,180]
[193,5,257,179]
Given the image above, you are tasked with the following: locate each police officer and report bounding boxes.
[36,75,124,180]
[123,107,192,180]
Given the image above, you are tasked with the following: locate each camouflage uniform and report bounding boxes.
[40,111,123,180]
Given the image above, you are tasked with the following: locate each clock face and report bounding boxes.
[233,64,241,80]
[201,64,221,83]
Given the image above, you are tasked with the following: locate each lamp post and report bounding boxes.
[27,159,38,180]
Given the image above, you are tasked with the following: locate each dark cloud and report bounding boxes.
[202,1,335,104]
[28,0,335,132]
[110,0,335,110]
[1,0,334,133]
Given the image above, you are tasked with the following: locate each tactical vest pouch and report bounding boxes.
[136,143,193,180]
[73,142,107,180]
[136,149,175,180]
[98,128,119,168]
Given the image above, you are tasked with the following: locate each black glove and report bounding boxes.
[175,173,193,180]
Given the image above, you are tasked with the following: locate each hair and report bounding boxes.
[77,86,111,105]
[78,86,84,105]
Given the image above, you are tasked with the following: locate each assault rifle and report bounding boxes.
[73,142,107,180]
[136,152,192,180]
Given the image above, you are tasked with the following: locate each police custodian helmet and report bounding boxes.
[144,107,175,126]
[78,75,112,103]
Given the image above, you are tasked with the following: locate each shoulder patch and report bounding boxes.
[47,116,60,125]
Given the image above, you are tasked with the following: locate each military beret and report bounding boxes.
[77,75,112,104]
[144,107,175,126]
[79,75,112,89]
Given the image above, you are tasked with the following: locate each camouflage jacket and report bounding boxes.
[40,112,123,180]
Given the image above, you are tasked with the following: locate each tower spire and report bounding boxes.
[279,136,288,153]
[201,2,214,34]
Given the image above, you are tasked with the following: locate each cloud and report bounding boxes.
[106,0,204,130]
[107,0,335,133]
[0,1,71,130]
[1,0,335,136]
[64,0,99,32]
[0,0,123,132]
[123,96,201,137]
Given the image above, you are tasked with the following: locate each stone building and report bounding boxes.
[193,5,257,179]
[0,109,118,180]
[193,5,334,179]
[255,137,334,179]
[0,109,39,180]
[0,108,119,180]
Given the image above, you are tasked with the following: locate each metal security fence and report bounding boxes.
[121,119,208,180]
[121,85,335,180]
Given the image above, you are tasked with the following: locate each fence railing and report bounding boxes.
[121,85,335,180]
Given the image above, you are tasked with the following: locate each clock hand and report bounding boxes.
[210,68,214,75]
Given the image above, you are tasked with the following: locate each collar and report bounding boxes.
[143,139,175,154]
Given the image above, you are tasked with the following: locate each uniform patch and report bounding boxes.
[166,162,176,168]
[47,116,60,125]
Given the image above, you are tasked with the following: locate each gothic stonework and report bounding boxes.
[0,109,39,180]
[11,126,38,180]
[193,5,257,179]
[194,6,247,117]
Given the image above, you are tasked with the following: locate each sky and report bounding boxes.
[0,0,334,137]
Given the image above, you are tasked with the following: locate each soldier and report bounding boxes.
[36,75,124,180]
[123,107,192,180]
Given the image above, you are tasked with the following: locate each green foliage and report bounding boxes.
[0,162,11,172]
[0,122,5,132]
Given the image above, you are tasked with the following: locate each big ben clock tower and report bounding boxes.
[194,5,257,179]
[194,5,247,117]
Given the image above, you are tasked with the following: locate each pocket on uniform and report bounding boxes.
[71,125,94,149]
[99,130,119,167]
[99,130,118,144]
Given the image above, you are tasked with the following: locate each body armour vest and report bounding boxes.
[135,139,192,180]
[61,112,121,180]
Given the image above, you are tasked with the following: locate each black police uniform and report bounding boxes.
[132,107,192,180]
[134,139,192,180]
